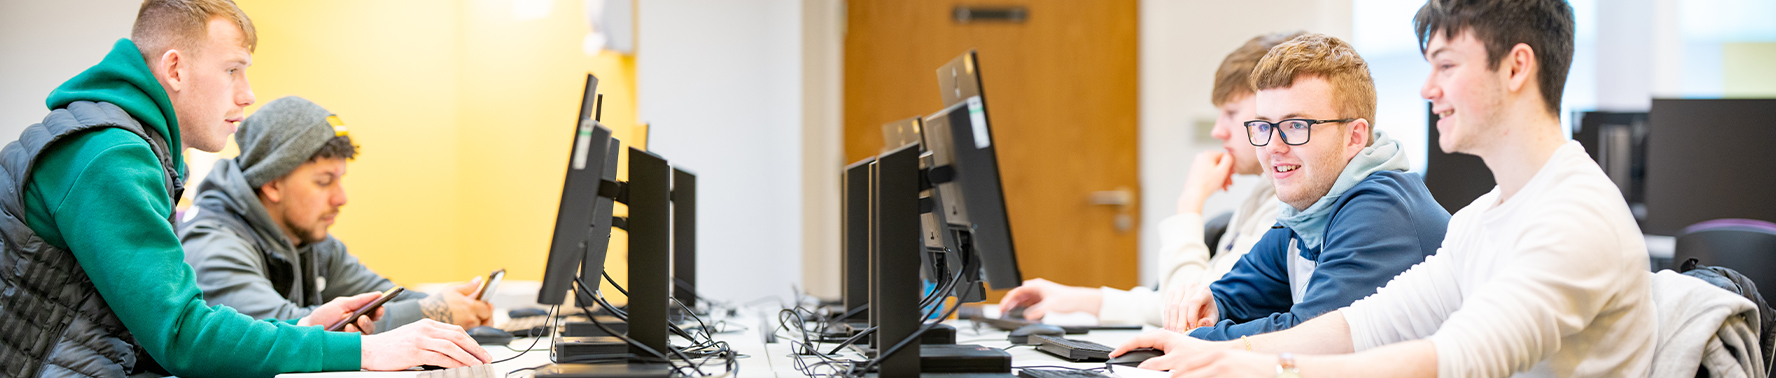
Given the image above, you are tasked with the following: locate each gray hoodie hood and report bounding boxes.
[194,158,301,259]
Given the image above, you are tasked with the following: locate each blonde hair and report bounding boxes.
[1249,33,1377,144]
[1212,31,1307,106]
[131,0,257,62]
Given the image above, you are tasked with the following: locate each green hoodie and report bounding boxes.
[26,39,359,377]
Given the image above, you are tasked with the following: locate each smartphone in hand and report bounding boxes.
[473,269,506,302]
[328,286,404,332]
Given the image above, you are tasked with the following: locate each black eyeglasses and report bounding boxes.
[1245,118,1355,146]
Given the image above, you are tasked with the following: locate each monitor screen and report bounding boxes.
[1643,99,1776,236]
[929,50,1021,291]
[538,122,616,305]
[577,139,622,297]
[922,99,1021,290]
[539,74,617,305]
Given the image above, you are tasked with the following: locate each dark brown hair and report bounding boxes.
[1213,31,1310,106]
[1414,0,1574,115]
[309,135,358,161]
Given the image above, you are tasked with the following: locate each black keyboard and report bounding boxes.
[1031,334,1114,362]
[1018,367,1111,378]
[499,314,587,337]
[417,365,497,378]
[969,316,1092,334]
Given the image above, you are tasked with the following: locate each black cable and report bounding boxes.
[574,277,737,377]
[850,269,968,377]
[586,279,717,350]
[571,279,677,365]
[823,326,876,355]
[777,306,861,378]
[1021,365,1109,372]
[602,270,629,296]
[504,362,551,378]
[490,305,558,364]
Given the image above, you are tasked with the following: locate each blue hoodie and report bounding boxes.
[1188,131,1450,341]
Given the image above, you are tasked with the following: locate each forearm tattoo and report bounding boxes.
[421,296,454,323]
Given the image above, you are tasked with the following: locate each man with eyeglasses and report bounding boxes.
[1110,1,1654,376]
[1155,32,1451,343]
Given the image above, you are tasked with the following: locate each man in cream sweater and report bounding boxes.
[1110,1,1655,377]
[998,32,1302,326]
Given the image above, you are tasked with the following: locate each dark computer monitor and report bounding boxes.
[1643,99,1776,236]
[576,140,622,306]
[868,144,926,376]
[881,116,924,153]
[578,74,601,123]
[928,50,1021,291]
[841,158,874,323]
[1573,111,1649,208]
[624,148,674,356]
[880,116,953,281]
[539,122,617,305]
[1422,102,1496,214]
[671,167,697,304]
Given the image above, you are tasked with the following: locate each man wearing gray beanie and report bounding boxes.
[180,96,493,332]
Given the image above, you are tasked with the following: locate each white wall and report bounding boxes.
[636,0,807,304]
[1138,0,1352,285]
[799,0,844,301]
[0,0,141,142]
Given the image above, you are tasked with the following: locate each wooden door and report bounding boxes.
[844,0,1140,301]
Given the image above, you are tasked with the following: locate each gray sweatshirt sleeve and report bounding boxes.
[181,222,317,321]
[313,238,430,332]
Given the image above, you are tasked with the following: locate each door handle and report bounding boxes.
[1089,189,1132,207]
[953,6,1027,24]
[1089,188,1135,233]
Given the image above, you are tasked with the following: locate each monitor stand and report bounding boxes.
[533,363,671,378]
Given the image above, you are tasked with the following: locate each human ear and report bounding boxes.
[156,49,187,93]
[1504,43,1536,93]
[1346,119,1371,158]
[259,181,282,204]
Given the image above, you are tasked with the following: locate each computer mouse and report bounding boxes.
[1008,324,1066,345]
[467,326,515,345]
[1002,306,1030,320]
[1107,348,1164,367]
[508,308,550,318]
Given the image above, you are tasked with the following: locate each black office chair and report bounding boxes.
[1674,219,1776,292]
[1672,219,1776,378]
[1146,211,1236,293]
[1202,211,1234,259]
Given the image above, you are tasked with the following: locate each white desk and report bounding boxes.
[757,317,1168,378]
[279,308,1168,378]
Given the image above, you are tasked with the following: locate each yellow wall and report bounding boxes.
[230,0,639,299]
[1724,42,1776,98]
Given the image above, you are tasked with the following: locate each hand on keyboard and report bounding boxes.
[362,319,493,371]
[999,278,1104,320]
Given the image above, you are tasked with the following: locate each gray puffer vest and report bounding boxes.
[0,101,184,378]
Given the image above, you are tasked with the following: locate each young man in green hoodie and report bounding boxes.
[0,1,489,377]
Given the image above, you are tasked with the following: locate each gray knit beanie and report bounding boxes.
[236,96,343,188]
